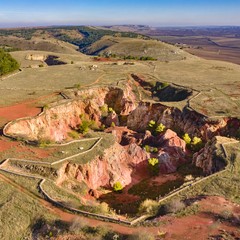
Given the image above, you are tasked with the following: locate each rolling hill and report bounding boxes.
[86,36,192,61]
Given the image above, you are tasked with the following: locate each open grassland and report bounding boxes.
[10,50,88,68]
[0,88,53,107]
[87,36,192,61]
[0,176,56,240]
[42,179,83,209]
[0,170,42,196]
[1,51,240,117]
[0,35,80,54]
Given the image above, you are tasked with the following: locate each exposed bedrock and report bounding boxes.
[3,84,239,190]
[58,142,149,190]
[127,102,231,140]
[193,136,230,174]
[3,85,136,142]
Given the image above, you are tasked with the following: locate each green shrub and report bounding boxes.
[183,134,203,152]
[108,107,114,113]
[73,83,81,89]
[78,114,96,134]
[100,104,108,117]
[183,133,191,145]
[144,145,151,153]
[155,123,166,133]
[148,158,159,176]
[0,49,20,76]
[148,158,159,167]
[175,203,200,217]
[113,182,123,192]
[78,120,92,134]
[43,104,50,110]
[147,120,166,135]
[191,136,203,151]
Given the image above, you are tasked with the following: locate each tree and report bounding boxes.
[148,158,159,167]
[155,123,166,133]
[191,136,203,151]
[148,158,159,176]
[147,120,166,135]
[183,133,191,145]
[0,49,19,76]
[148,120,156,129]
[113,182,123,192]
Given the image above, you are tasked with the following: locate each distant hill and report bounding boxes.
[0,26,148,55]
[86,36,191,61]
[0,26,192,62]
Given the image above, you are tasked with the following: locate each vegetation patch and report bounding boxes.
[0,49,19,76]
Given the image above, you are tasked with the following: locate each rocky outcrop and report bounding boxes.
[127,102,229,140]
[105,112,119,127]
[4,86,136,142]
[193,136,228,174]
[59,142,149,190]
[4,100,98,142]
[147,129,187,173]
[26,54,46,61]
[104,86,136,115]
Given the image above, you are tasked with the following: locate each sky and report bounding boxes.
[0,0,240,28]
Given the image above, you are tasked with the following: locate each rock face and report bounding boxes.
[127,102,229,140]
[193,136,229,174]
[59,142,149,190]
[143,129,187,173]
[105,112,120,127]
[4,86,136,142]
[26,54,46,61]
[157,129,187,173]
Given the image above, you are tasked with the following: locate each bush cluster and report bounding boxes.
[147,120,166,135]
[0,49,20,76]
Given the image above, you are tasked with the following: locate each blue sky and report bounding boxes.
[0,0,240,27]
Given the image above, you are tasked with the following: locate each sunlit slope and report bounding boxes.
[86,36,192,61]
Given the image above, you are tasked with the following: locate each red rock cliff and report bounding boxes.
[58,142,149,190]
[4,86,136,142]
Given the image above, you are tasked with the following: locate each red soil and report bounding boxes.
[0,136,54,159]
[0,93,58,127]
[0,137,19,152]
[0,102,41,123]
[55,196,240,239]
[158,196,240,239]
